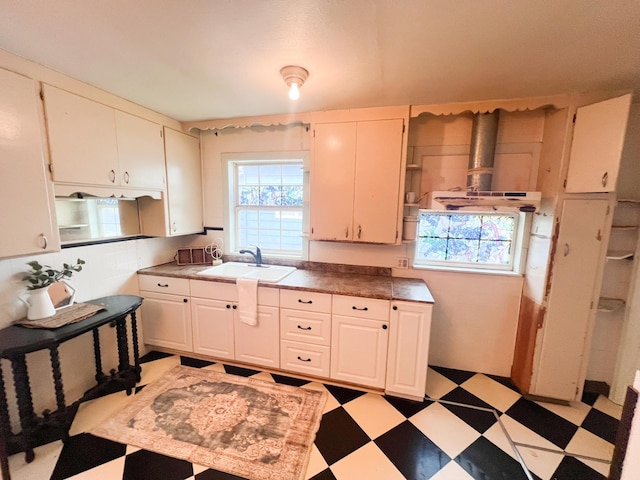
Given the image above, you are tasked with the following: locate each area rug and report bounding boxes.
[91,365,327,480]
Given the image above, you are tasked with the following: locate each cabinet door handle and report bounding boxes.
[297,356,312,362]
[183,298,188,303]
[602,171,608,188]
[297,325,312,331]
[109,169,116,183]
[352,306,369,311]
[226,304,231,309]
[345,226,349,238]
[382,324,388,330]
[172,222,177,232]
[357,225,362,239]
[392,305,398,310]
[157,283,169,287]
[124,171,130,184]
[232,305,237,310]
[298,299,313,304]
[40,233,48,250]
[563,243,570,257]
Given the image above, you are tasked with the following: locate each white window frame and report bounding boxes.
[413,209,531,275]
[222,152,309,260]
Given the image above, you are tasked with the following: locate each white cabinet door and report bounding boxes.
[311,122,356,241]
[353,119,404,243]
[331,315,389,388]
[531,199,609,400]
[140,291,193,351]
[565,94,632,193]
[0,68,59,257]
[164,127,203,235]
[114,111,165,190]
[386,302,433,401]
[43,84,119,186]
[235,305,280,369]
[191,297,235,360]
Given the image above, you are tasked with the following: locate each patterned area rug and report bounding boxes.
[92,365,327,480]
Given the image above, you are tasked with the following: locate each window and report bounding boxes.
[225,153,308,258]
[414,210,522,271]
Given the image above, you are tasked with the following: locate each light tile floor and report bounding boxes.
[5,352,621,480]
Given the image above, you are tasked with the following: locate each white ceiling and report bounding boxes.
[1,0,639,122]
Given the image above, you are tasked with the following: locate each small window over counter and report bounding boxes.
[55,197,141,244]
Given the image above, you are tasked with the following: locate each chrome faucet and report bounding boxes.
[239,246,263,266]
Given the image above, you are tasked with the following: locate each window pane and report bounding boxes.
[238,186,259,205]
[417,237,448,261]
[259,165,282,184]
[237,165,260,185]
[479,240,512,264]
[448,215,481,239]
[446,239,480,262]
[282,186,303,206]
[259,186,283,206]
[480,216,515,241]
[419,213,450,238]
[282,164,303,185]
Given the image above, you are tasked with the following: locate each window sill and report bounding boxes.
[412,264,523,277]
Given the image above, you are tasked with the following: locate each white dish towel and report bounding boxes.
[236,277,259,326]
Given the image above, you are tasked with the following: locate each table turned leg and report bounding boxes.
[130,311,141,382]
[91,328,106,383]
[115,317,130,372]
[0,362,13,480]
[48,347,66,414]
[10,355,35,463]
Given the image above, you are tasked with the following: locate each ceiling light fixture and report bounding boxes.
[280,65,309,101]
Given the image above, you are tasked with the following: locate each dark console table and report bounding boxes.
[0,294,143,480]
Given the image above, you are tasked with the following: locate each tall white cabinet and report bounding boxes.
[0,68,59,257]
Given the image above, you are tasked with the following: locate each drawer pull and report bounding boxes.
[226,304,231,309]
[298,299,313,304]
[232,305,237,310]
[297,356,312,362]
[157,283,169,288]
[297,325,312,331]
[352,306,369,311]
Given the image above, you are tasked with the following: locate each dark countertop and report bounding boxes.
[138,262,434,304]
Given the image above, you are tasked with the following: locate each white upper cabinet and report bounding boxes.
[565,94,632,193]
[43,84,119,186]
[311,117,405,244]
[0,68,59,257]
[43,84,165,190]
[114,110,165,190]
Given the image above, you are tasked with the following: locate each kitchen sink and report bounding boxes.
[196,262,296,283]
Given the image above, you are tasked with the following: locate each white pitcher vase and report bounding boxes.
[21,286,57,320]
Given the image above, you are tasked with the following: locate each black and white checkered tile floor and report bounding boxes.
[8,351,621,480]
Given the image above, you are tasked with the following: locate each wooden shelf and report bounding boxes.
[611,225,638,231]
[598,297,626,313]
[606,250,635,260]
[618,199,640,205]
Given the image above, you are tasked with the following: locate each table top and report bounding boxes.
[0,295,143,358]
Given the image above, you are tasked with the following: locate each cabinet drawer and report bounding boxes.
[332,295,390,320]
[139,274,190,296]
[190,279,279,306]
[280,289,331,313]
[280,340,330,378]
[281,309,331,346]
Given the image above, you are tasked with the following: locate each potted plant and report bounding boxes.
[21,259,85,320]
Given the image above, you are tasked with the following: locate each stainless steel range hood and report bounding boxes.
[428,110,541,212]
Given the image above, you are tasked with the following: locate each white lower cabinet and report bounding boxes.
[386,301,433,400]
[139,274,433,398]
[139,275,193,352]
[190,280,280,369]
[330,295,390,389]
